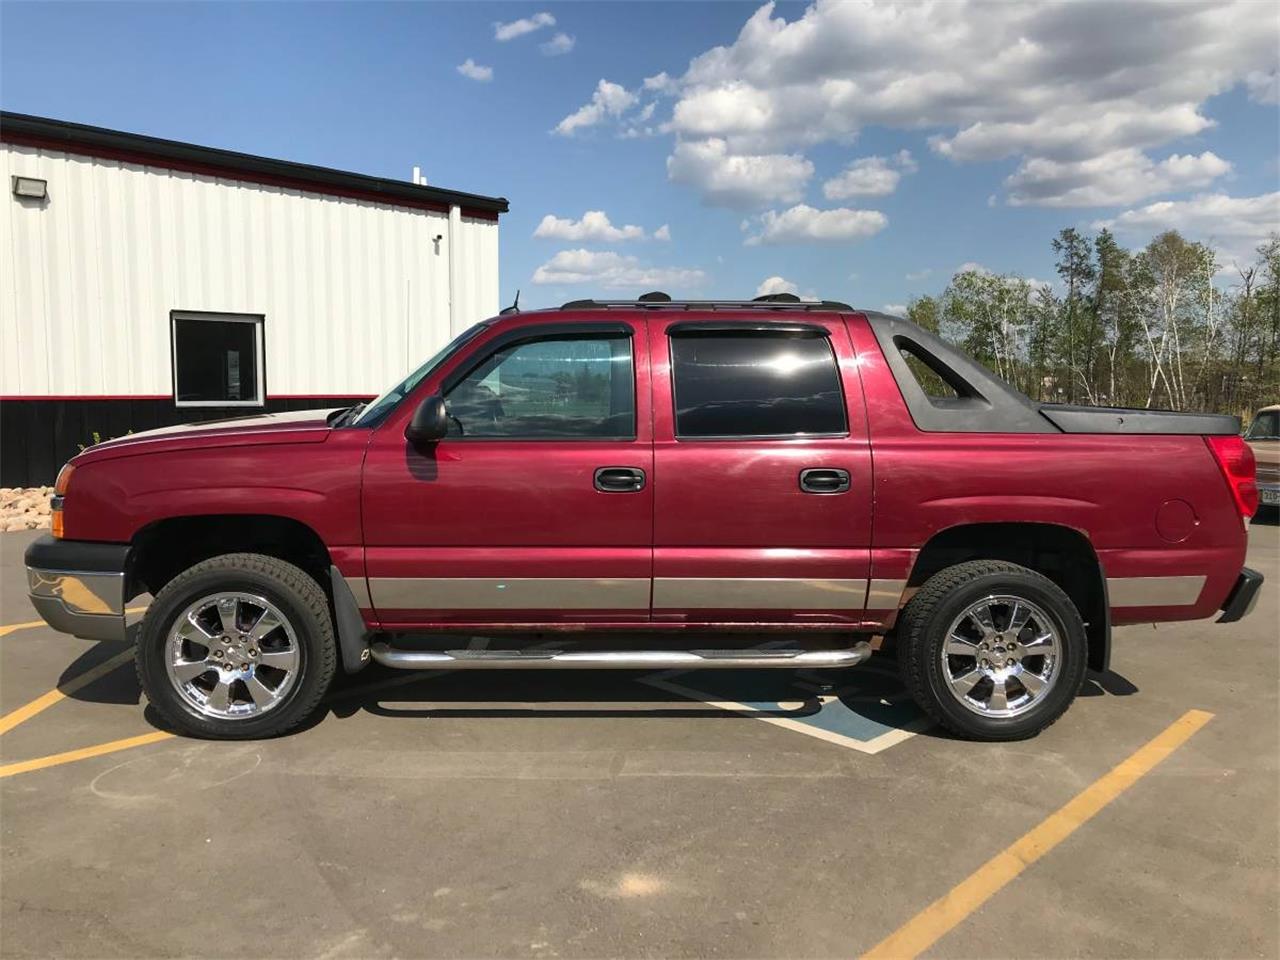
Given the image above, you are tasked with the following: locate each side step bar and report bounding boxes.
[368,642,873,671]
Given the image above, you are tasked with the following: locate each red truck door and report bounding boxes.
[649,315,874,625]
[360,318,653,628]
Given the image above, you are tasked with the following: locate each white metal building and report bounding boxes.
[0,112,506,485]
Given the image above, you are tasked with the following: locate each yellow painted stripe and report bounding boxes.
[0,605,148,638]
[0,731,174,779]
[861,709,1214,960]
[0,648,135,736]
[0,619,48,638]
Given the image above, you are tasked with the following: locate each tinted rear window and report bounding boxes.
[670,330,847,438]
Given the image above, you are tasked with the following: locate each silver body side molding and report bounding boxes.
[367,577,651,610]
[866,579,908,608]
[1106,575,1206,607]
[652,577,865,609]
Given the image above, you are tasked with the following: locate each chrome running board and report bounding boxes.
[368,642,872,671]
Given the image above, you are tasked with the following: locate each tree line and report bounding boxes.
[905,229,1280,418]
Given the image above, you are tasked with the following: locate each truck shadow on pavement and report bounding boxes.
[55,629,1139,743]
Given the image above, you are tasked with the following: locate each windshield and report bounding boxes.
[1245,409,1280,440]
[349,322,488,427]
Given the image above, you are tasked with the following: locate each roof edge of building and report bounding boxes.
[0,111,509,219]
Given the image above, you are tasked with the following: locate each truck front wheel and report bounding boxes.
[136,553,337,739]
[898,560,1088,741]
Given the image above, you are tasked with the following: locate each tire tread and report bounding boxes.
[898,559,1086,741]
[135,552,336,739]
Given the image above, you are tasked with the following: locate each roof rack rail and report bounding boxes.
[559,297,855,312]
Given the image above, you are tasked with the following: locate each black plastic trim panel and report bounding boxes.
[667,322,830,336]
[24,534,130,574]
[1040,405,1240,435]
[863,312,1058,434]
[1218,567,1264,623]
[561,299,855,312]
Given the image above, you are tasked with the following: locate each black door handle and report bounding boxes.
[799,468,850,494]
[594,467,646,492]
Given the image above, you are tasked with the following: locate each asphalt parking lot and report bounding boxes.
[1,522,1277,959]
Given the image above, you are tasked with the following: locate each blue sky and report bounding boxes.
[3,1,1277,313]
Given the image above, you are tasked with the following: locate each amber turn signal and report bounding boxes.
[51,463,74,538]
[54,463,75,496]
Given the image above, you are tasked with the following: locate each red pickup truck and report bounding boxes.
[25,296,1263,741]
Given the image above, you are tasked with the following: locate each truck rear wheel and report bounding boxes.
[898,560,1087,741]
[136,553,337,739]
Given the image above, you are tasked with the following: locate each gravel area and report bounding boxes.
[0,487,53,532]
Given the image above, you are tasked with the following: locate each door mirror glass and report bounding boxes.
[405,394,449,444]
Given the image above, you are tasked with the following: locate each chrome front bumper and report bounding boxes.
[25,535,130,642]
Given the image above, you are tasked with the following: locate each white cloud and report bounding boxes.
[533,211,651,243]
[456,59,493,83]
[905,268,932,281]
[1006,149,1231,207]
[643,72,678,95]
[653,224,671,241]
[1245,69,1279,105]
[494,12,555,41]
[824,152,915,200]
[756,276,799,297]
[744,204,888,245]
[654,0,1276,206]
[555,80,638,135]
[667,138,813,209]
[541,32,575,56]
[1095,192,1280,266]
[882,304,907,316]
[893,149,918,174]
[532,249,706,289]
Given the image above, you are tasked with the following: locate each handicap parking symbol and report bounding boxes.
[641,658,932,754]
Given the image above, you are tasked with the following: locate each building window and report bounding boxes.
[171,312,265,407]
[669,329,847,439]
[444,333,635,439]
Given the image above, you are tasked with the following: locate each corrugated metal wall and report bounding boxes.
[0,142,500,398]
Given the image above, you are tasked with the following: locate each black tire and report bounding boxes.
[136,553,337,739]
[898,560,1087,741]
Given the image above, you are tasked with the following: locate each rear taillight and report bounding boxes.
[1205,435,1258,520]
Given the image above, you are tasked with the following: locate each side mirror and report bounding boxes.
[405,394,449,444]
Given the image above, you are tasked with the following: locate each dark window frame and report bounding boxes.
[169,309,267,408]
[668,325,849,441]
[440,325,638,442]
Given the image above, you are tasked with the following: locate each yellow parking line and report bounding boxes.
[0,619,48,638]
[0,648,135,736]
[1,606,148,639]
[0,731,174,779]
[860,709,1214,960]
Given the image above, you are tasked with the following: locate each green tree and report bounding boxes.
[1051,228,1097,403]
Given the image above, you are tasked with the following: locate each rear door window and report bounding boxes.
[669,329,847,438]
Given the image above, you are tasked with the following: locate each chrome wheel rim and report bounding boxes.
[940,594,1062,718]
[164,592,301,720]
